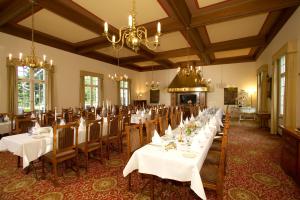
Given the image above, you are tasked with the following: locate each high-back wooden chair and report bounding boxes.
[42,122,79,185]
[13,115,36,134]
[104,115,122,159]
[78,119,103,172]
[145,119,158,144]
[170,111,177,129]
[125,123,143,190]
[158,115,168,136]
[200,130,227,200]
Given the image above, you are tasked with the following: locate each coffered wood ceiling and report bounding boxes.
[0,0,299,71]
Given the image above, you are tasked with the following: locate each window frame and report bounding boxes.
[278,55,286,117]
[84,75,99,108]
[17,66,47,112]
[119,80,130,106]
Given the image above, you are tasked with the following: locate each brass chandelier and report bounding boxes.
[103,0,161,52]
[108,50,128,82]
[177,65,211,85]
[145,66,159,90]
[8,0,53,69]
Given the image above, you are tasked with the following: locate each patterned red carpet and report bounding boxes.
[0,121,299,200]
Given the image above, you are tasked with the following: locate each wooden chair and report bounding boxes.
[42,122,79,185]
[104,115,122,159]
[13,115,36,134]
[125,123,143,191]
[78,119,103,172]
[145,119,158,144]
[170,111,177,129]
[200,130,227,200]
[158,115,168,136]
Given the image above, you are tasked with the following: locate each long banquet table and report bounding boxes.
[123,109,221,200]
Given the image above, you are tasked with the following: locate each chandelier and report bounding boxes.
[8,0,53,69]
[177,65,211,85]
[103,0,161,52]
[145,66,159,90]
[108,50,128,81]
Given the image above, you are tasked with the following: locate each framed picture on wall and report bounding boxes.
[150,89,159,104]
[224,87,238,105]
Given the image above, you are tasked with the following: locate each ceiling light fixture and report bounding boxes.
[103,0,161,52]
[8,0,53,69]
[145,66,159,90]
[108,50,128,81]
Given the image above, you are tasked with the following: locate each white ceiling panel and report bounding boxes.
[197,0,226,8]
[207,13,268,43]
[153,31,190,52]
[73,0,168,29]
[168,55,200,63]
[214,48,251,59]
[19,9,99,43]
[97,46,138,58]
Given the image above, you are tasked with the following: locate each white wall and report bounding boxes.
[0,32,138,112]
[136,62,257,108]
[256,7,300,128]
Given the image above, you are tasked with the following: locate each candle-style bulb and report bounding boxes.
[128,15,133,28]
[50,59,53,66]
[19,53,23,60]
[157,22,161,34]
[43,54,46,61]
[104,22,108,33]
[112,35,116,43]
[8,53,12,60]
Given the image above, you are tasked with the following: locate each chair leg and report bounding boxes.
[53,162,58,186]
[128,173,131,191]
[107,143,110,160]
[151,175,154,200]
[76,155,80,177]
[41,158,45,180]
[85,152,88,172]
[17,156,21,168]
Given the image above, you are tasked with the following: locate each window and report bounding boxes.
[119,80,130,106]
[84,75,99,108]
[17,66,46,112]
[278,56,286,116]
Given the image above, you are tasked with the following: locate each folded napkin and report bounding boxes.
[128,110,131,114]
[179,121,184,129]
[96,114,101,120]
[4,115,10,122]
[60,119,66,125]
[165,124,172,136]
[190,114,195,121]
[31,113,35,118]
[149,110,152,115]
[136,110,140,115]
[151,130,162,145]
[184,117,189,124]
[34,121,40,129]
[79,117,85,130]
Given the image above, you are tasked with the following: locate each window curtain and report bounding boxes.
[271,42,298,133]
[128,79,132,105]
[79,71,104,107]
[46,67,54,110]
[7,62,16,114]
[117,81,121,105]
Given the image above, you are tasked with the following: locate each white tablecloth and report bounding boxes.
[0,122,11,135]
[0,119,108,169]
[123,120,218,200]
[0,133,52,168]
[131,114,151,124]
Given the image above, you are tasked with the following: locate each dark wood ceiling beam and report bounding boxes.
[191,0,300,27]
[207,36,266,53]
[119,56,148,65]
[212,56,255,65]
[253,6,298,59]
[0,0,31,26]
[0,24,75,52]
[155,47,197,59]
[160,0,211,64]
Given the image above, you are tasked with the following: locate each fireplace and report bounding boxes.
[179,94,197,104]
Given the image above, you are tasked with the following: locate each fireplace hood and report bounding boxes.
[167,73,208,93]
